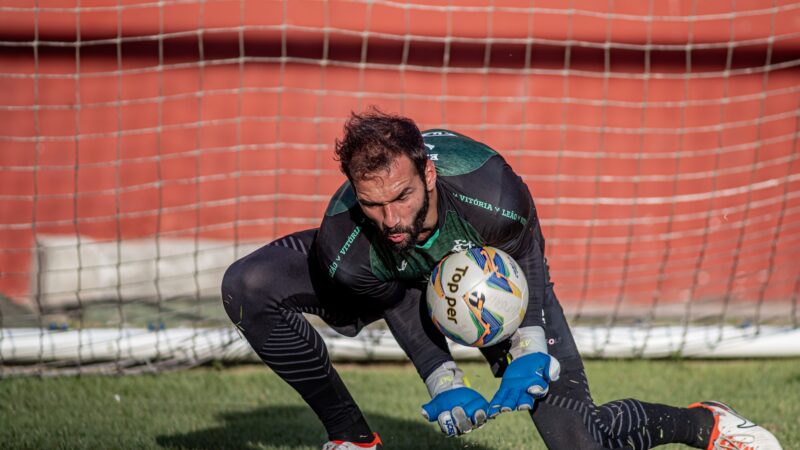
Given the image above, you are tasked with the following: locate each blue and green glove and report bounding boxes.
[488,326,561,417]
[421,361,489,436]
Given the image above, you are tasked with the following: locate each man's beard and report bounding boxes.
[381,191,430,253]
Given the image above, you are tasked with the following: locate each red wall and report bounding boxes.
[1,0,799,315]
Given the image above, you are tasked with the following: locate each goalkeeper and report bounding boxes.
[221,109,782,450]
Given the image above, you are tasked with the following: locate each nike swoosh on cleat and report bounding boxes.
[729,411,756,429]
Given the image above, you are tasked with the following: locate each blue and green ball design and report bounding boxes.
[466,247,523,297]
[427,246,527,347]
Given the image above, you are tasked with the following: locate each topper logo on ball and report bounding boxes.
[445,265,469,324]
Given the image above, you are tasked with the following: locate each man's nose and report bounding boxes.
[383,204,400,229]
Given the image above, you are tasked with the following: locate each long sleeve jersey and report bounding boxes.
[313,130,556,333]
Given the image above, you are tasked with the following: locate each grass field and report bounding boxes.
[2,359,798,449]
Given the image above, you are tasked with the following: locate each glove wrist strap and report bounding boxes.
[509,326,548,360]
[425,361,466,398]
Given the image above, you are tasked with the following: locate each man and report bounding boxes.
[222,110,782,449]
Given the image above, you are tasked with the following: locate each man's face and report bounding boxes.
[352,154,436,252]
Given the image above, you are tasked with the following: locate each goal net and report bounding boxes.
[1,0,799,374]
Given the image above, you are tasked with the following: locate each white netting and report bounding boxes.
[1,0,799,374]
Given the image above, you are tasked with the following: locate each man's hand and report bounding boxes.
[422,386,489,436]
[488,352,560,417]
[421,361,489,436]
[488,326,561,417]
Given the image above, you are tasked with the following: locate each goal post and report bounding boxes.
[1,0,799,374]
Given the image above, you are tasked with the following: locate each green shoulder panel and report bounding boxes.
[422,129,497,177]
[325,181,357,217]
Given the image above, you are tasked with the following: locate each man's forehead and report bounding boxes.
[355,156,415,185]
[353,161,421,200]
[354,172,415,197]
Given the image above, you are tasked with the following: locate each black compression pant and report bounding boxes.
[534,364,711,449]
[221,229,711,448]
[221,229,375,437]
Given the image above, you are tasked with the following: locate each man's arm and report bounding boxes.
[382,286,489,436]
[317,223,490,436]
[480,157,547,331]
[478,157,561,416]
[382,287,452,379]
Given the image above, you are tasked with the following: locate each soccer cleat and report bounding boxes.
[690,401,782,450]
[322,432,383,450]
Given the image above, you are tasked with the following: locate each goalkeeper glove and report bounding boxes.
[488,326,560,417]
[421,361,489,436]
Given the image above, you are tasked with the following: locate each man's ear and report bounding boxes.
[424,159,437,191]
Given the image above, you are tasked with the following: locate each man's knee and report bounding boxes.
[221,258,248,324]
[221,249,284,322]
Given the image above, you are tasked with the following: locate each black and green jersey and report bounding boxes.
[313,129,553,331]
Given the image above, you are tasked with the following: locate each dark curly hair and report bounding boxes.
[334,108,427,182]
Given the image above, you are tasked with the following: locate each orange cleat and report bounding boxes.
[322,432,383,450]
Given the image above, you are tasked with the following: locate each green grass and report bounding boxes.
[2,359,798,449]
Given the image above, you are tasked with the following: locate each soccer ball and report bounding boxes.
[426,246,528,347]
